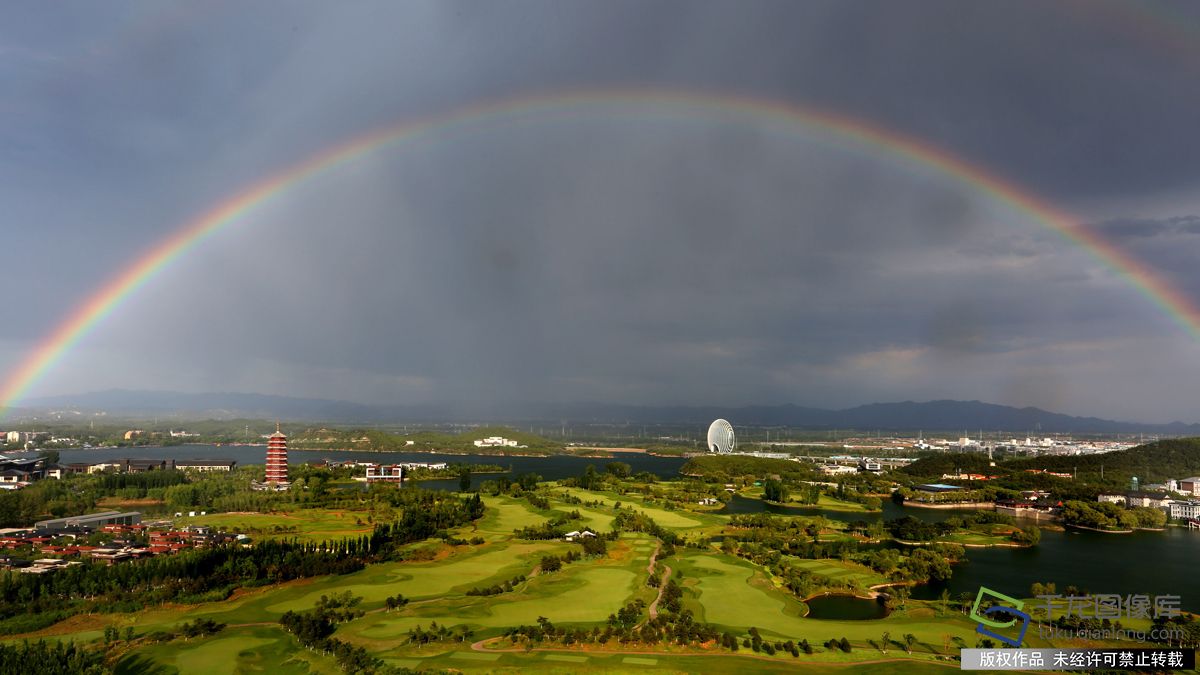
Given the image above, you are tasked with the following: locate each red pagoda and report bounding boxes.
[265,422,289,486]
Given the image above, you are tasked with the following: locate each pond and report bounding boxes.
[804,593,889,620]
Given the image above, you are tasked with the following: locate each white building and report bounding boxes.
[1169,501,1200,520]
[1126,492,1173,509]
[474,436,519,448]
[819,464,858,476]
[365,465,404,483]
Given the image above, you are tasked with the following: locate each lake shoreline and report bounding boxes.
[900,501,995,510]
[1063,523,1134,534]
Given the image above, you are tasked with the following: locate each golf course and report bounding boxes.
[8,478,1030,673]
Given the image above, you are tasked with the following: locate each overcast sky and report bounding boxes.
[4,1,1200,422]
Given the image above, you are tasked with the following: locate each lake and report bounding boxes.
[804,593,889,620]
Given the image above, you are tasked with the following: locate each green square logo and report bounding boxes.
[969,586,1024,629]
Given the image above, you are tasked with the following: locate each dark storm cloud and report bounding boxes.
[1090,215,1200,239]
[3,1,1200,421]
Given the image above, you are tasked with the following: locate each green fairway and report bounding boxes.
[265,541,568,613]
[475,497,547,537]
[554,486,708,528]
[678,552,809,631]
[786,557,888,588]
[339,536,654,645]
[555,502,616,531]
[344,565,640,640]
[487,566,638,624]
[117,625,339,675]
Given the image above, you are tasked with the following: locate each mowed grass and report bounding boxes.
[345,565,640,642]
[117,625,339,675]
[177,509,373,544]
[815,495,879,512]
[475,497,547,538]
[786,557,888,588]
[677,553,807,631]
[471,494,617,539]
[264,541,569,613]
[553,486,708,529]
[556,503,616,532]
[340,535,656,646]
[942,531,1012,545]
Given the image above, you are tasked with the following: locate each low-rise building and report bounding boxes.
[365,465,404,483]
[87,459,172,474]
[1098,493,1126,505]
[1125,492,1173,509]
[474,436,519,448]
[175,459,236,472]
[19,559,80,575]
[940,472,997,481]
[34,511,141,533]
[0,469,32,484]
[1179,477,1200,497]
[1169,501,1200,520]
[397,462,448,471]
[914,483,964,493]
[818,464,858,476]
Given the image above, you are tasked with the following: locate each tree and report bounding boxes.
[903,633,917,653]
[1011,525,1041,545]
[763,479,790,504]
[880,631,890,653]
[459,467,472,493]
[605,462,631,479]
[939,589,951,616]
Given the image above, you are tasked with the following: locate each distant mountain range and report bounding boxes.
[14,389,1200,434]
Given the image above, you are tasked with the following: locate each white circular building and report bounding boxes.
[707,419,735,454]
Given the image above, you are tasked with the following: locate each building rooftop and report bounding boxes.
[914,483,964,492]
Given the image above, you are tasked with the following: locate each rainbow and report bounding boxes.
[3,88,1197,415]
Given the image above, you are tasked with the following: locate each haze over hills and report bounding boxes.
[13,389,1200,434]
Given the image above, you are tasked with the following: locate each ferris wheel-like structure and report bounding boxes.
[707,419,736,454]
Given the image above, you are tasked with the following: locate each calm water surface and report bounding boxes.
[804,594,889,620]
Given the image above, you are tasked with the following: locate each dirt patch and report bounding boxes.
[8,613,108,639]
